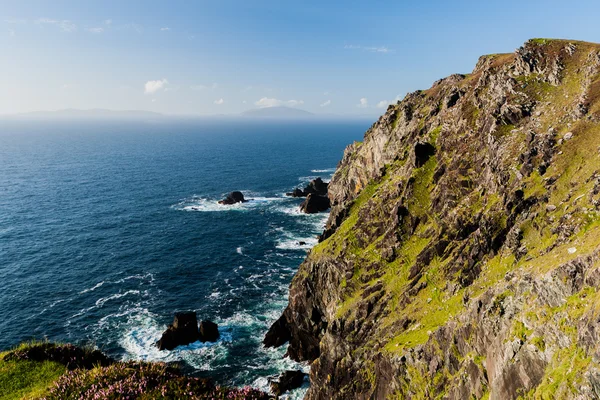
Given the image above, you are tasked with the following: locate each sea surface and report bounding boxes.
[0,118,368,397]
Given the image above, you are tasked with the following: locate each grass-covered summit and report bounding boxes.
[267,39,600,399]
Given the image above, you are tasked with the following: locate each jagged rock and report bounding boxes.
[218,191,246,205]
[287,177,329,198]
[263,315,291,348]
[156,312,200,351]
[199,320,219,342]
[270,370,306,396]
[300,193,330,213]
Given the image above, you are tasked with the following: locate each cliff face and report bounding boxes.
[266,39,600,399]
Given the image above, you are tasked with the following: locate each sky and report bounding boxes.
[1,0,599,116]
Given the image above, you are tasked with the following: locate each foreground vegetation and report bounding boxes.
[0,342,269,400]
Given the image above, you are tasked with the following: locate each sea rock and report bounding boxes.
[199,320,220,342]
[304,177,329,196]
[156,312,200,351]
[263,315,291,348]
[218,191,246,205]
[270,370,306,396]
[287,188,305,197]
[286,177,329,198]
[300,193,330,213]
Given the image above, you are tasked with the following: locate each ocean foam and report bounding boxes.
[310,168,336,173]
[174,195,286,213]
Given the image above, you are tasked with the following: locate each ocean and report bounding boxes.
[0,118,368,397]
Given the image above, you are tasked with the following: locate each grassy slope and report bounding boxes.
[0,350,65,400]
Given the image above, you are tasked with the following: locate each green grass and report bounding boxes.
[0,353,65,400]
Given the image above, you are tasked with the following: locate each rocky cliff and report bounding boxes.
[266,39,600,399]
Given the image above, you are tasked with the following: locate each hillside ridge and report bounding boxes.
[266,38,600,399]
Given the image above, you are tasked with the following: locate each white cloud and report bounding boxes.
[357,98,369,108]
[160,27,170,31]
[104,19,112,25]
[323,91,330,96]
[243,86,253,92]
[7,28,15,37]
[87,27,104,34]
[344,45,394,54]
[255,97,304,108]
[211,82,218,89]
[320,100,331,107]
[36,18,77,33]
[242,100,247,104]
[144,79,168,94]
[214,98,224,105]
[376,100,389,108]
[60,83,75,90]
[151,98,157,103]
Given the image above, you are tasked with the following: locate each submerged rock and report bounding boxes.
[156,312,200,351]
[218,191,246,205]
[270,370,306,396]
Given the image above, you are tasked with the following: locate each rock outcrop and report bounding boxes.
[270,370,307,396]
[300,193,331,214]
[287,177,329,197]
[157,312,220,350]
[219,191,247,205]
[199,320,220,342]
[268,39,600,399]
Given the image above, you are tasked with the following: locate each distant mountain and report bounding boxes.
[240,106,314,118]
[5,109,165,120]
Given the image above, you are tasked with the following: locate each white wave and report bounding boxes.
[236,246,243,255]
[276,236,318,250]
[95,290,141,307]
[120,309,232,370]
[114,273,155,284]
[79,281,105,294]
[311,168,335,173]
[174,195,286,213]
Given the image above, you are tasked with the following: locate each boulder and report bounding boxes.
[156,312,200,351]
[270,370,306,396]
[199,320,220,342]
[300,193,330,214]
[218,191,246,205]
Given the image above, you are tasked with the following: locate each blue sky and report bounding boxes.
[1,0,599,116]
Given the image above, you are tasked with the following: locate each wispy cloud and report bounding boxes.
[160,27,170,31]
[104,19,112,26]
[87,27,104,34]
[376,100,389,108]
[214,98,224,105]
[344,45,394,54]
[320,100,331,107]
[189,82,218,91]
[36,18,77,33]
[120,23,143,34]
[7,28,15,37]
[144,79,168,94]
[255,97,304,108]
[357,98,369,108]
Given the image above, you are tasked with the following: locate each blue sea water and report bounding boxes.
[0,118,368,397]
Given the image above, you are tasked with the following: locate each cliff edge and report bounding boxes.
[267,39,600,399]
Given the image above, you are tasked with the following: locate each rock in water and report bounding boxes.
[304,177,328,196]
[156,312,200,351]
[270,370,306,396]
[218,191,246,205]
[263,314,291,348]
[199,320,220,342]
[300,193,330,213]
[286,177,329,197]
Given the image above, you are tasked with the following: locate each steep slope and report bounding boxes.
[266,39,600,399]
